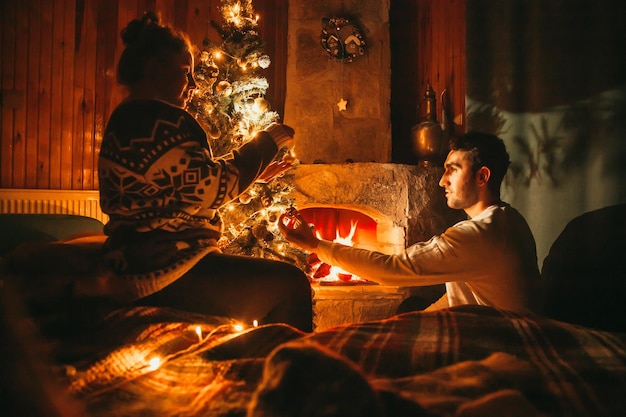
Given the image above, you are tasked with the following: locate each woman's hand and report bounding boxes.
[277,209,321,251]
[256,160,293,183]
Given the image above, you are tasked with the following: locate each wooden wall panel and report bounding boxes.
[13,0,29,187]
[0,0,288,190]
[37,0,53,189]
[417,0,466,130]
[49,0,65,188]
[0,0,458,190]
[1,1,17,185]
[391,0,466,164]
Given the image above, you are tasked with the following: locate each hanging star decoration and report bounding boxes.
[336,98,348,111]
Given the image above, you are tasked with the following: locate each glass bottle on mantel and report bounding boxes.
[410,84,451,166]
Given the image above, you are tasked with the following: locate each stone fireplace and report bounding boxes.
[279,1,463,329]
[290,163,458,250]
[288,162,463,330]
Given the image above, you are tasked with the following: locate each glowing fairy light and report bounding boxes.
[195,325,202,342]
[233,323,244,332]
[253,320,259,327]
[222,1,258,28]
[147,356,162,371]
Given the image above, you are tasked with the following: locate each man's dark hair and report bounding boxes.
[448,131,511,196]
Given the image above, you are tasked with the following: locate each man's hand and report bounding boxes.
[277,209,321,251]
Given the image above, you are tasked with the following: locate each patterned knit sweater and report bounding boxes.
[97,99,281,298]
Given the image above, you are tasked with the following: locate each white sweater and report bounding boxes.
[315,204,543,315]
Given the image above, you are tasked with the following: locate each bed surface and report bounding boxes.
[3,303,624,417]
[2,211,625,416]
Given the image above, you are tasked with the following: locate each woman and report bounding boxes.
[98,12,312,332]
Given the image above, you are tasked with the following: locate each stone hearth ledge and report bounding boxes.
[312,284,413,331]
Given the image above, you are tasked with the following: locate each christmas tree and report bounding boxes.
[187,0,310,271]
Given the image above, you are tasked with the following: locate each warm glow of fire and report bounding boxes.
[313,220,367,283]
[300,207,377,284]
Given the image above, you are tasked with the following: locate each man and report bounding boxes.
[279,132,543,315]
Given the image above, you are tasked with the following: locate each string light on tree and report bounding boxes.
[186,0,310,271]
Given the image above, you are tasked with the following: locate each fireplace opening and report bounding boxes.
[298,206,396,285]
[299,207,377,248]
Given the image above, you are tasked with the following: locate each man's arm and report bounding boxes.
[279,210,482,287]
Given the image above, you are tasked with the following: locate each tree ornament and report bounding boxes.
[254,97,269,112]
[204,102,215,114]
[194,49,219,91]
[261,194,273,207]
[208,125,221,139]
[232,227,256,249]
[238,191,253,204]
[215,80,232,95]
[258,54,271,69]
[320,17,366,62]
[282,152,296,164]
[252,223,273,242]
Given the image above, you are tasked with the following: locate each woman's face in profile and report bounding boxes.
[152,49,197,108]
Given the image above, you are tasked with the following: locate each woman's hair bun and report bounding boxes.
[121,11,160,47]
[117,11,190,86]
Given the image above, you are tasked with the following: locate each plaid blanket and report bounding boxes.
[3,305,626,417]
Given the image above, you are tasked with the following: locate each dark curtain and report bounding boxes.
[465,0,626,264]
[467,0,626,112]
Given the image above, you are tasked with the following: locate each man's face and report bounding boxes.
[438,150,480,210]
[153,50,197,108]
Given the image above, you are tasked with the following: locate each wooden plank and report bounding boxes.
[12,0,29,188]
[72,84,85,189]
[173,0,188,30]
[26,0,42,188]
[108,0,134,113]
[1,0,16,187]
[83,1,98,189]
[60,0,76,189]
[96,0,117,126]
[255,0,288,119]
[455,0,466,131]
[186,0,210,49]
[73,0,87,189]
[93,1,112,191]
[49,0,65,189]
[37,0,54,188]
[155,0,173,26]
[142,0,157,16]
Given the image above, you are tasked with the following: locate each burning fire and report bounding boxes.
[309,220,370,284]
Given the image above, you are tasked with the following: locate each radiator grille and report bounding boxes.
[0,189,109,224]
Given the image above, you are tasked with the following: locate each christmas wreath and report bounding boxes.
[320,17,366,62]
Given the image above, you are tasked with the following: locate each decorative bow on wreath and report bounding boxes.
[320,17,366,62]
